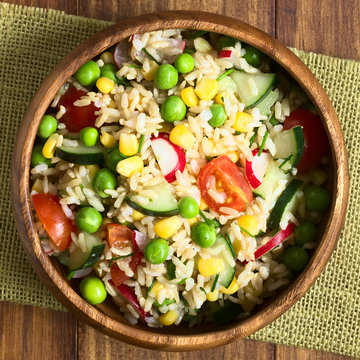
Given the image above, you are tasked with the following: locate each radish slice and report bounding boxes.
[219,49,232,58]
[114,41,132,68]
[219,48,240,68]
[151,132,186,183]
[132,230,150,253]
[166,38,186,51]
[246,149,270,188]
[109,280,151,321]
[71,267,93,279]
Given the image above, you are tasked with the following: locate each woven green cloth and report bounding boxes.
[1,2,359,357]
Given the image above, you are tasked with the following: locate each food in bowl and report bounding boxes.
[29,29,331,327]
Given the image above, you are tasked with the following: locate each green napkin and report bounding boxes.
[1,2,359,357]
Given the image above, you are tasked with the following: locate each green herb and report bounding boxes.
[199,209,212,227]
[142,47,161,65]
[200,287,207,294]
[187,30,208,39]
[184,47,195,54]
[216,68,235,81]
[108,253,134,268]
[238,225,256,238]
[249,127,259,147]
[145,278,156,299]
[178,278,186,285]
[206,156,214,162]
[257,130,269,156]
[279,154,293,169]
[128,64,141,69]
[138,134,145,154]
[67,271,76,280]
[225,232,236,259]
[117,76,131,87]
[268,113,279,126]
[211,274,220,292]
[154,298,176,307]
[235,131,241,135]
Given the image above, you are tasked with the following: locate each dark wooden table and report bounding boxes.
[2,0,359,359]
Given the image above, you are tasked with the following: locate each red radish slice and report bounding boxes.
[71,267,93,279]
[151,132,186,183]
[166,38,186,51]
[219,49,232,58]
[132,230,149,253]
[114,41,132,69]
[219,48,241,68]
[109,280,151,321]
[246,149,270,188]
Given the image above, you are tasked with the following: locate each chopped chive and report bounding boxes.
[206,156,214,162]
[211,274,219,292]
[249,127,259,147]
[235,131,241,135]
[178,278,186,285]
[138,134,145,154]
[67,271,76,280]
[117,76,132,87]
[187,30,208,39]
[216,68,235,81]
[279,154,293,169]
[199,209,212,227]
[268,113,279,126]
[200,287,207,294]
[108,252,134,268]
[128,64,141,69]
[225,232,236,259]
[238,225,256,238]
[257,130,269,156]
[145,278,156,299]
[184,47,195,54]
[142,47,161,65]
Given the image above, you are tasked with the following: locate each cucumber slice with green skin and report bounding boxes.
[68,233,105,271]
[229,70,276,108]
[56,144,104,166]
[212,301,244,326]
[254,89,279,116]
[274,126,304,172]
[253,160,290,199]
[125,182,179,217]
[56,249,70,267]
[268,179,303,229]
[213,235,236,288]
[217,75,237,93]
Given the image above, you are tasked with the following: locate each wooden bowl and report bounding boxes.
[11,11,349,351]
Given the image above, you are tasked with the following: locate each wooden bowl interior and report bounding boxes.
[11,11,349,350]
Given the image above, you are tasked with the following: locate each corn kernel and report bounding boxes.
[220,276,239,295]
[108,99,117,108]
[226,151,239,163]
[233,239,242,255]
[85,165,100,180]
[199,197,208,210]
[198,258,225,277]
[154,216,182,239]
[206,289,219,302]
[42,133,59,159]
[187,217,198,226]
[195,78,219,101]
[96,77,114,94]
[169,125,196,150]
[100,51,115,64]
[119,133,139,156]
[141,60,159,81]
[116,156,143,177]
[238,215,258,236]
[149,281,164,298]
[132,210,145,221]
[31,179,43,193]
[180,87,199,107]
[215,92,225,105]
[100,131,116,148]
[233,112,253,132]
[159,310,178,326]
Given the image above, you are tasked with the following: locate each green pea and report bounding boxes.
[174,53,195,73]
[178,196,199,219]
[243,45,262,68]
[154,64,178,90]
[76,206,102,233]
[106,145,125,172]
[75,60,101,86]
[217,36,238,50]
[191,222,216,248]
[37,115,57,139]
[92,168,117,198]
[160,96,186,123]
[79,276,107,305]
[209,104,227,127]
[31,144,51,167]
[80,127,98,147]
[100,63,118,83]
[304,185,331,212]
[295,221,317,246]
[282,245,309,272]
[144,238,169,264]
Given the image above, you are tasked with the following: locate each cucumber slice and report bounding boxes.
[254,89,279,116]
[125,182,179,217]
[253,160,289,199]
[213,235,236,288]
[268,179,303,229]
[229,70,276,108]
[68,233,105,271]
[56,144,104,165]
[56,249,70,267]
[274,126,304,171]
[217,75,237,93]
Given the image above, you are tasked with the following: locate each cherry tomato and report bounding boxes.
[32,193,74,251]
[283,108,330,173]
[198,155,253,215]
[57,86,99,132]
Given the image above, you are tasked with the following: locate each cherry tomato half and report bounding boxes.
[57,86,99,132]
[283,108,330,173]
[32,193,74,251]
[198,155,253,215]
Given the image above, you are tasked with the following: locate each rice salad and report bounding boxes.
[30,29,331,327]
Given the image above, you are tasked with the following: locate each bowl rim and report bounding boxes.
[11,10,349,351]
